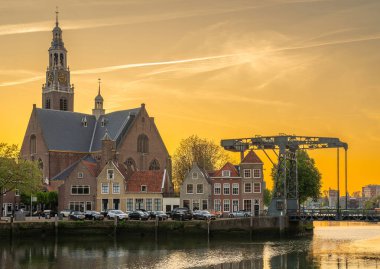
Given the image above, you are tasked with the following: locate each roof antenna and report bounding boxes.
[55,6,59,26]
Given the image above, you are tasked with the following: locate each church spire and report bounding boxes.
[42,10,74,112]
[93,78,105,120]
[55,6,59,27]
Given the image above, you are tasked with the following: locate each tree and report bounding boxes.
[0,143,43,214]
[364,195,380,209]
[271,150,322,205]
[264,188,272,207]
[172,135,230,189]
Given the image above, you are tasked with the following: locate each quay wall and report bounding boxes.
[0,217,313,239]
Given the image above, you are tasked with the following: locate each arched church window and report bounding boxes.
[124,158,136,170]
[38,158,43,170]
[60,54,64,66]
[45,99,51,109]
[30,135,36,155]
[137,134,149,153]
[149,159,160,170]
[54,53,58,65]
[60,98,67,111]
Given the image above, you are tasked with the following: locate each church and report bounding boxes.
[20,13,174,212]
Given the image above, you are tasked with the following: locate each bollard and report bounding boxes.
[155,216,159,242]
[113,216,118,235]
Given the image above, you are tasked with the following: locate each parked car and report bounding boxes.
[128,211,149,220]
[69,211,85,221]
[107,210,128,220]
[60,209,72,217]
[193,210,216,220]
[171,207,192,221]
[209,209,223,218]
[149,211,168,221]
[84,211,104,220]
[41,210,57,218]
[228,210,252,218]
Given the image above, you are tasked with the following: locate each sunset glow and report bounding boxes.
[1,0,380,192]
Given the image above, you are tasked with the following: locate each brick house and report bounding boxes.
[180,163,212,211]
[18,17,172,211]
[239,151,264,215]
[209,162,241,214]
[53,156,99,211]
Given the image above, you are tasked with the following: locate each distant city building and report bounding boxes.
[328,189,338,208]
[362,185,380,199]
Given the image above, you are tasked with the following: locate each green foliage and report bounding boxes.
[172,135,230,189]
[36,191,58,210]
[364,195,380,209]
[0,143,42,196]
[264,188,272,207]
[271,150,322,205]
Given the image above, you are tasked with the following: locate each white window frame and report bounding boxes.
[253,169,261,178]
[107,169,114,180]
[192,172,198,179]
[77,172,84,179]
[214,199,221,211]
[232,199,239,212]
[222,170,231,177]
[126,198,134,211]
[232,183,239,195]
[243,169,251,178]
[196,183,203,194]
[214,183,221,195]
[71,185,90,195]
[223,199,230,212]
[223,183,230,195]
[186,184,193,194]
[112,183,120,194]
[101,183,109,194]
[15,189,20,196]
[141,185,147,192]
[253,182,261,193]
[192,199,200,211]
[244,182,252,193]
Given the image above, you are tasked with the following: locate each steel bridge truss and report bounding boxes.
[221,135,348,216]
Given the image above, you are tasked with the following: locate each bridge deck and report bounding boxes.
[287,209,380,222]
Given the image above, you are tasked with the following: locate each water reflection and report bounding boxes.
[0,222,379,269]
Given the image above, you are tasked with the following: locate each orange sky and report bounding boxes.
[0,0,379,193]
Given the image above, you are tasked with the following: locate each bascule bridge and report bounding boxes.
[221,135,348,216]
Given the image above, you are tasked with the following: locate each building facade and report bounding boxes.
[18,14,172,212]
[180,163,212,211]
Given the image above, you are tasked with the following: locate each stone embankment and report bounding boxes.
[0,216,313,239]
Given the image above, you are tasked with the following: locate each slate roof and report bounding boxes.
[126,171,165,193]
[36,107,140,153]
[241,150,263,164]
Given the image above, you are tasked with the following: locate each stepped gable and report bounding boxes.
[241,150,263,164]
[212,162,240,177]
[126,171,165,193]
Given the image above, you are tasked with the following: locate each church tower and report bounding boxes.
[92,79,105,119]
[42,10,74,112]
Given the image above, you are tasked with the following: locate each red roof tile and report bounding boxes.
[212,162,240,177]
[241,150,263,164]
[126,170,164,193]
[82,160,99,177]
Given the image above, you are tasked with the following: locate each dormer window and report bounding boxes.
[107,169,114,180]
[81,116,88,127]
[141,185,147,192]
[192,172,198,179]
[101,117,105,127]
[222,170,231,177]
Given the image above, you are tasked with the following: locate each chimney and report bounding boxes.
[101,130,116,167]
